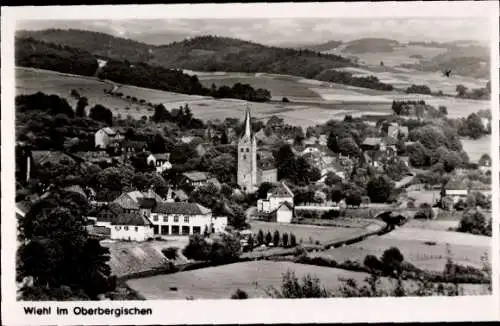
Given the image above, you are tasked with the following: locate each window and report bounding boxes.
[174,215,179,222]
[124,226,129,231]
[184,216,189,223]
[243,155,246,160]
[193,226,201,234]
[153,215,158,222]
[115,226,121,230]
[135,226,138,232]
[182,226,190,235]
[240,148,244,152]
[163,216,168,222]
[246,148,249,152]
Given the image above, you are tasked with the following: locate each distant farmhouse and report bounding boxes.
[257,182,295,223]
[237,106,278,192]
[95,127,123,149]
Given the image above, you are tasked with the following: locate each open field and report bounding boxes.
[249,220,380,245]
[126,260,487,299]
[461,135,491,163]
[17,67,488,129]
[311,227,491,272]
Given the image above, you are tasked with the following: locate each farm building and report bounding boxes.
[149,202,227,236]
[87,204,154,242]
[181,171,220,189]
[269,201,294,223]
[257,182,294,216]
[147,153,172,173]
[95,127,123,149]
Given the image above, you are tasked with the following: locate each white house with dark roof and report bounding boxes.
[149,202,227,236]
[112,189,165,214]
[95,127,122,149]
[269,201,294,223]
[147,153,172,173]
[257,182,294,215]
[181,171,220,189]
[87,204,154,241]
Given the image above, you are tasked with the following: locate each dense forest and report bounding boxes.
[16,37,271,102]
[342,38,401,53]
[18,30,395,91]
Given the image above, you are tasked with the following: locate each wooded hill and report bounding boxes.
[17,29,395,90]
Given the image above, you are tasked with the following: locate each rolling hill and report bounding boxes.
[299,40,343,52]
[18,29,355,79]
[342,38,401,53]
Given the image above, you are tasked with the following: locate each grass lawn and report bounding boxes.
[249,221,371,245]
[199,75,322,99]
[126,260,487,299]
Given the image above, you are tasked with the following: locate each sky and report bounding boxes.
[17,18,491,46]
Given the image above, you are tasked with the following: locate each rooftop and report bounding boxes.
[152,202,211,215]
[182,171,210,182]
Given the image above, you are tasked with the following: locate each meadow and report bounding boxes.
[461,135,491,163]
[310,226,491,272]
[249,220,381,245]
[126,260,487,299]
[16,66,488,129]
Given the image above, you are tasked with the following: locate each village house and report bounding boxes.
[121,140,149,155]
[268,201,294,223]
[95,127,123,149]
[257,182,294,216]
[443,177,491,204]
[112,189,166,214]
[181,171,210,188]
[72,150,113,165]
[147,153,172,173]
[384,122,409,140]
[166,188,189,202]
[87,204,154,242]
[149,202,227,236]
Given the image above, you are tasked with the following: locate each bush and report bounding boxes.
[162,247,178,260]
[230,288,249,299]
[457,209,490,236]
[363,254,383,272]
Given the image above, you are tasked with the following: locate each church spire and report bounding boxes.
[243,105,252,138]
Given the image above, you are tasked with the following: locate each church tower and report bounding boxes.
[237,106,257,192]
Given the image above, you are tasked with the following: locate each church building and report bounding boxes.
[237,106,277,192]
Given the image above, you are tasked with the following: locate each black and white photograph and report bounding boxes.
[2,2,499,325]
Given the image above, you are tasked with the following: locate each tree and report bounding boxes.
[364,254,382,272]
[231,289,249,299]
[152,104,170,123]
[265,231,272,245]
[337,137,360,157]
[75,97,88,118]
[478,154,491,167]
[438,105,448,116]
[324,172,342,186]
[456,84,468,97]
[462,113,485,139]
[346,193,362,208]
[89,104,113,126]
[327,132,340,153]
[282,232,289,248]
[366,176,393,203]
[266,270,330,298]
[247,235,254,251]
[257,229,264,245]
[457,209,489,236]
[330,188,343,203]
[18,190,112,299]
[273,230,280,246]
[275,144,298,180]
[380,247,405,276]
[407,142,429,167]
[290,233,297,247]
[257,182,276,199]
